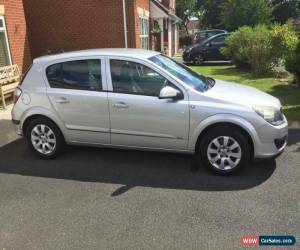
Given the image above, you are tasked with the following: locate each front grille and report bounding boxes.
[274,136,287,149]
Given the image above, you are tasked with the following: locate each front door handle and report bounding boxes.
[113,102,129,109]
[55,97,70,104]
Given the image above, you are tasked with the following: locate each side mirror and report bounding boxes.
[206,42,211,47]
[159,86,183,100]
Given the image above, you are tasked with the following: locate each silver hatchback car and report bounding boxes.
[12,49,288,174]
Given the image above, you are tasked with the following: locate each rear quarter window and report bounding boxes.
[46,63,62,86]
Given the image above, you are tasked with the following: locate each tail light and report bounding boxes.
[13,87,22,104]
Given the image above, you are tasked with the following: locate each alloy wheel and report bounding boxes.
[207,136,242,170]
[31,124,56,155]
[194,55,204,65]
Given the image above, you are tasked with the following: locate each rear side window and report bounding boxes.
[46,59,102,91]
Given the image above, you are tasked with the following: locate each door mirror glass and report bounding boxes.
[159,86,182,100]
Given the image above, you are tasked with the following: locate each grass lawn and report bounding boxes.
[191,65,300,123]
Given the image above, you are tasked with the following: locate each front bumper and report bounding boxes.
[253,118,288,159]
[182,51,192,62]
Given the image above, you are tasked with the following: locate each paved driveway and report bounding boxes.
[0,104,20,147]
[0,130,299,249]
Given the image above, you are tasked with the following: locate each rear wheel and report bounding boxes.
[25,118,65,159]
[198,126,250,175]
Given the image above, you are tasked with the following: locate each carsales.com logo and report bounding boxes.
[241,235,296,247]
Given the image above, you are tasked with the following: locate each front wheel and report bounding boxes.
[198,126,251,175]
[25,118,65,159]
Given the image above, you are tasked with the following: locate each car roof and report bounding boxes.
[195,29,227,34]
[33,48,161,65]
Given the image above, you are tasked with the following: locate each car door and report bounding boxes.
[209,35,226,60]
[204,35,226,61]
[106,57,189,151]
[45,57,110,144]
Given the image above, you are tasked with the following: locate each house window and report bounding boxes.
[0,16,11,67]
[139,16,149,50]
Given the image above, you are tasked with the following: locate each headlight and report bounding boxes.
[185,47,192,53]
[253,105,285,126]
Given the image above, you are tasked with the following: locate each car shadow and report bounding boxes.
[0,118,21,147]
[0,139,276,196]
[288,128,300,146]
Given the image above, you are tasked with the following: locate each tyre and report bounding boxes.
[193,54,204,65]
[25,118,65,159]
[198,125,250,175]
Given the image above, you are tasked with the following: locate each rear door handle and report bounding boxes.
[55,97,70,104]
[113,102,129,109]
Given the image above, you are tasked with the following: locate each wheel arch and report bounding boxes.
[189,115,258,158]
[21,108,67,141]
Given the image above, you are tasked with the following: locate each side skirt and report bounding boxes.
[67,140,194,155]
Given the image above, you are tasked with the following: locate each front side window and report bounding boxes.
[0,16,11,67]
[110,59,170,96]
[149,54,207,92]
[46,59,102,91]
[211,35,225,45]
[139,16,149,49]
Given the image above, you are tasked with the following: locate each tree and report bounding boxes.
[271,0,300,24]
[196,0,225,29]
[176,0,198,35]
[221,0,272,31]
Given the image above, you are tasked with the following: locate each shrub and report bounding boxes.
[243,25,273,75]
[221,25,273,75]
[222,24,298,76]
[285,41,300,85]
[221,26,252,69]
[270,23,298,64]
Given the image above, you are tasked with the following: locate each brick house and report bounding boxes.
[179,19,201,38]
[0,0,31,72]
[0,0,180,73]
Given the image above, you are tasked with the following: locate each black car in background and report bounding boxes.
[183,33,230,65]
[193,29,227,44]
